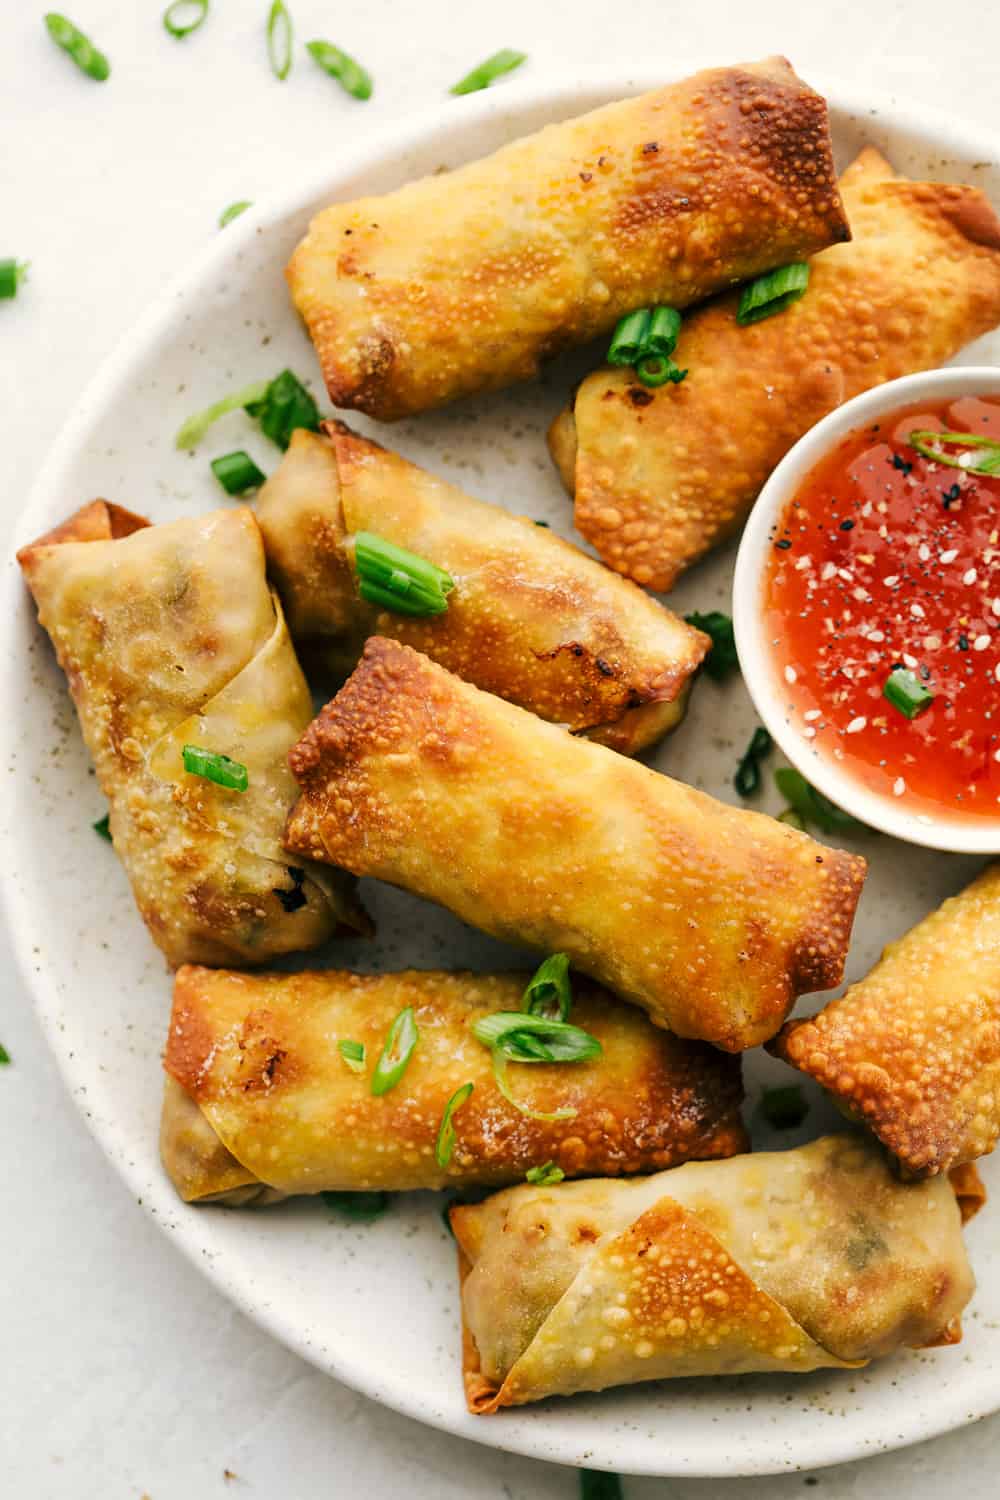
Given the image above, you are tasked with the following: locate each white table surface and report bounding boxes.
[3,2,999,1494]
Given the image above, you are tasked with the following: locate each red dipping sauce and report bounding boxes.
[764,395,1000,823]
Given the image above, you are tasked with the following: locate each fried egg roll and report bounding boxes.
[18,502,366,967]
[161,965,747,1203]
[255,422,707,755]
[551,147,1000,590]
[454,1134,983,1411]
[285,639,866,1052]
[287,58,848,420]
[771,863,1000,1177]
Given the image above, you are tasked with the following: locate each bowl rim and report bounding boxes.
[733,364,1000,856]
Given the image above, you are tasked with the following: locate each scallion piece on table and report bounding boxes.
[580,1470,624,1500]
[0,1044,10,1065]
[685,610,738,681]
[736,263,810,326]
[210,450,266,496]
[306,40,373,100]
[219,200,252,228]
[338,1039,366,1074]
[883,666,934,720]
[44,13,110,80]
[162,0,209,39]
[759,1084,809,1130]
[907,428,1000,476]
[607,308,651,367]
[323,1190,389,1220]
[371,1006,419,1096]
[473,1011,602,1064]
[266,0,293,80]
[773,766,862,835]
[525,1160,565,1186]
[734,726,773,798]
[181,745,249,792]
[93,812,112,842]
[0,260,29,300]
[449,48,526,96]
[245,369,320,449]
[353,532,455,617]
[435,1082,474,1168]
[175,380,270,450]
[521,952,572,1023]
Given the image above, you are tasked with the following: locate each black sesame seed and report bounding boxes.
[958,634,970,651]
[839,519,855,531]
[776,539,792,550]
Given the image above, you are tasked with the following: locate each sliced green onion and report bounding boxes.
[93,812,112,842]
[521,953,572,1022]
[472,1011,602,1065]
[736,262,810,326]
[644,305,682,357]
[774,767,863,835]
[776,807,806,831]
[266,0,293,80]
[435,1082,474,1168]
[580,1470,623,1500]
[0,261,29,300]
[607,308,651,367]
[306,40,373,100]
[353,532,455,617]
[210,450,266,496]
[182,745,249,792]
[162,0,209,39]
[491,1050,576,1122]
[323,1190,389,1220]
[525,1160,565,1186]
[175,380,269,450]
[758,1084,809,1130]
[338,1039,366,1074]
[907,428,1000,477]
[44,13,110,80]
[635,353,687,388]
[245,369,320,450]
[0,1044,10,1066]
[883,666,934,720]
[450,48,526,96]
[371,1006,419,1096]
[685,610,738,681]
[734,726,773,798]
[219,200,252,229]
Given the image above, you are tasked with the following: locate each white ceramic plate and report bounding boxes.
[4,66,999,1480]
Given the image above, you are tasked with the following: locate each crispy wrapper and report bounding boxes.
[255,422,707,755]
[771,863,1000,1177]
[285,639,866,1052]
[287,58,848,420]
[18,502,367,967]
[453,1135,983,1410]
[160,965,747,1202]
[551,147,1000,590]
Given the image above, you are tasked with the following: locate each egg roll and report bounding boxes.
[771,864,1000,1177]
[18,501,366,967]
[285,639,866,1052]
[160,964,747,1203]
[551,146,1000,590]
[453,1134,983,1411]
[255,422,707,755]
[287,58,848,420]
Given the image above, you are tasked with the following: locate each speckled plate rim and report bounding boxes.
[3,64,1000,1478]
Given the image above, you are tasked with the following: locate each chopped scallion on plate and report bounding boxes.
[525,1160,565,1186]
[266,0,293,80]
[0,260,29,300]
[306,40,373,100]
[323,1190,389,1220]
[580,1471,624,1500]
[93,812,112,841]
[736,262,810,326]
[44,13,110,80]
[371,1006,419,1095]
[435,1082,474,1168]
[210,450,266,496]
[162,0,209,39]
[758,1084,809,1130]
[219,200,252,229]
[0,1043,11,1065]
[521,952,572,1022]
[450,48,526,95]
[181,745,249,792]
[338,1039,366,1074]
[684,610,738,681]
[773,766,863,835]
[353,532,455,617]
[734,726,773,798]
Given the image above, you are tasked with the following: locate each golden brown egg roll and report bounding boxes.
[18,501,367,967]
[453,1134,983,1411]
[551,147,1000,590]
[770,863,1000,1177]
[160,965,747,1202]
[255,422,707,755]
[285,639,866,1052]
[287,58,848,420]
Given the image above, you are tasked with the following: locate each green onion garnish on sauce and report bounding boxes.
[521,952,572,1022]
[0,261,29,300]
[0,1044,10,1066]
[306,40,373,100]
[371,1006,419,1096]
[450,48,526,96]
[525,1160,565,1186]
[162,0,209,40]
[338,1039,366,1074]
[758,1084,809,1130]
[472,1011,602,1064]
[736,263,810,326]
[734,727,773,798]
[93,812,112,842]
[580,1471,624,1500]
[907,428,1000,477]
[883,666,934,720]
[44,13,110,80]
[210,450,266,496]
[219,200,252,229]
[685,610,739,681]
[435,1082,474,1168]
[182,746,249,792]
[774,767,862,835]
[353,533,455,617]
[266,0,293,79]
[323,1190,389,1221]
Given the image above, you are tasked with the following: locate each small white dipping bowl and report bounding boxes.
[733,365,1000,855]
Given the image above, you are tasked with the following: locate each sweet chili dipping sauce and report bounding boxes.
[764,395,1000,823]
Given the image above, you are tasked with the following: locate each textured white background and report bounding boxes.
[3,2,999,1495]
